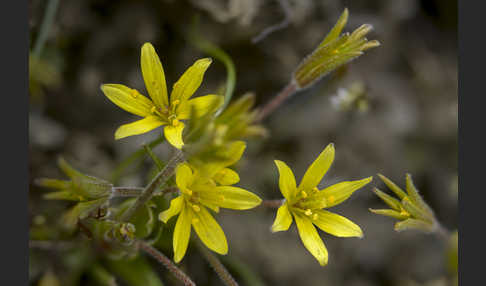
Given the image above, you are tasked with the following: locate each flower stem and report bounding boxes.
[262,199,284,208]
[435,221,451,241]
[197,242,239,286]
[111,187,144,197]
[255,82,298,122]
[120,150,184,222]
[33,0,60,57]
[138,240,196,286]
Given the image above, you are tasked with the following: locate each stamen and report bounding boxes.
[304,209,312,216]
[192,204,201,212]
[172,118,180,126]
[301,191,308,198]
[328,195,335,204]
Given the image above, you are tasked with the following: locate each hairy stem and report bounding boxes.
[120,150,184,222]
[197,242,239,286]
[111,187,144,197]
[255,82,298,122]
[262,199,284,208]
[138,240,196,286]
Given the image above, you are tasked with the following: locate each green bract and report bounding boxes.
[370,173,438,233]
[293,8,380,89]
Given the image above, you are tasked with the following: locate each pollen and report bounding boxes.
[301,191,308,198]
[192,204,201,212]
[312,187,319,193]
[151,106,157,113]
[172,99,180,106]
[172,118,180,126]
[304,209,313,216]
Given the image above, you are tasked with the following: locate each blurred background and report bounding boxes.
[29,0,457,285]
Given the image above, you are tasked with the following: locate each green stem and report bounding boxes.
[138,240,196,286]
[188,21,236,114]
[111,136,165,183]
[33,0,60,57]
[120,150,184,222]
[197,242,239,286]
[144,144,165,171]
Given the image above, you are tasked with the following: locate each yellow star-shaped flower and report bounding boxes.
[100,42,223,149]
[159,162,262,263]
[271,143,372,266]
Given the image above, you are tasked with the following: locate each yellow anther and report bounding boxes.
[151,106,157,113]
[192,204,201,212]
[312,214,319,220]
[400,209,410,217]
[304,209,313,216]
[301,191,308,198]
[192,218,199,224]
[312,187,319,193]
[172,118,180,126]
[328,195,335,204]
[172,99,180,106]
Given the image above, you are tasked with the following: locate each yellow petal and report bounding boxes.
[164,122,185,149]
[173,205,192,263]
[115,116,165,140]
[198,186,262,210]
[271,203,293,232]
[320,176,372,207]
[100,84,154,117]
[313,209,363,238]
[171,58,212,102]
[159,196,184,223]
[213,168,240,185]
[294,213,328,266]
[175,163,194,191]
[187,94,224,118]
[299,143,335,192]
[192,206,228,255]
[274,160,297,201]
[195,141,247,178]
[141,43,168,108]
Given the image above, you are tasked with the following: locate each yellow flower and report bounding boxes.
[271,143,372,266]
[159,163,262,263]
[100,42,224,149]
